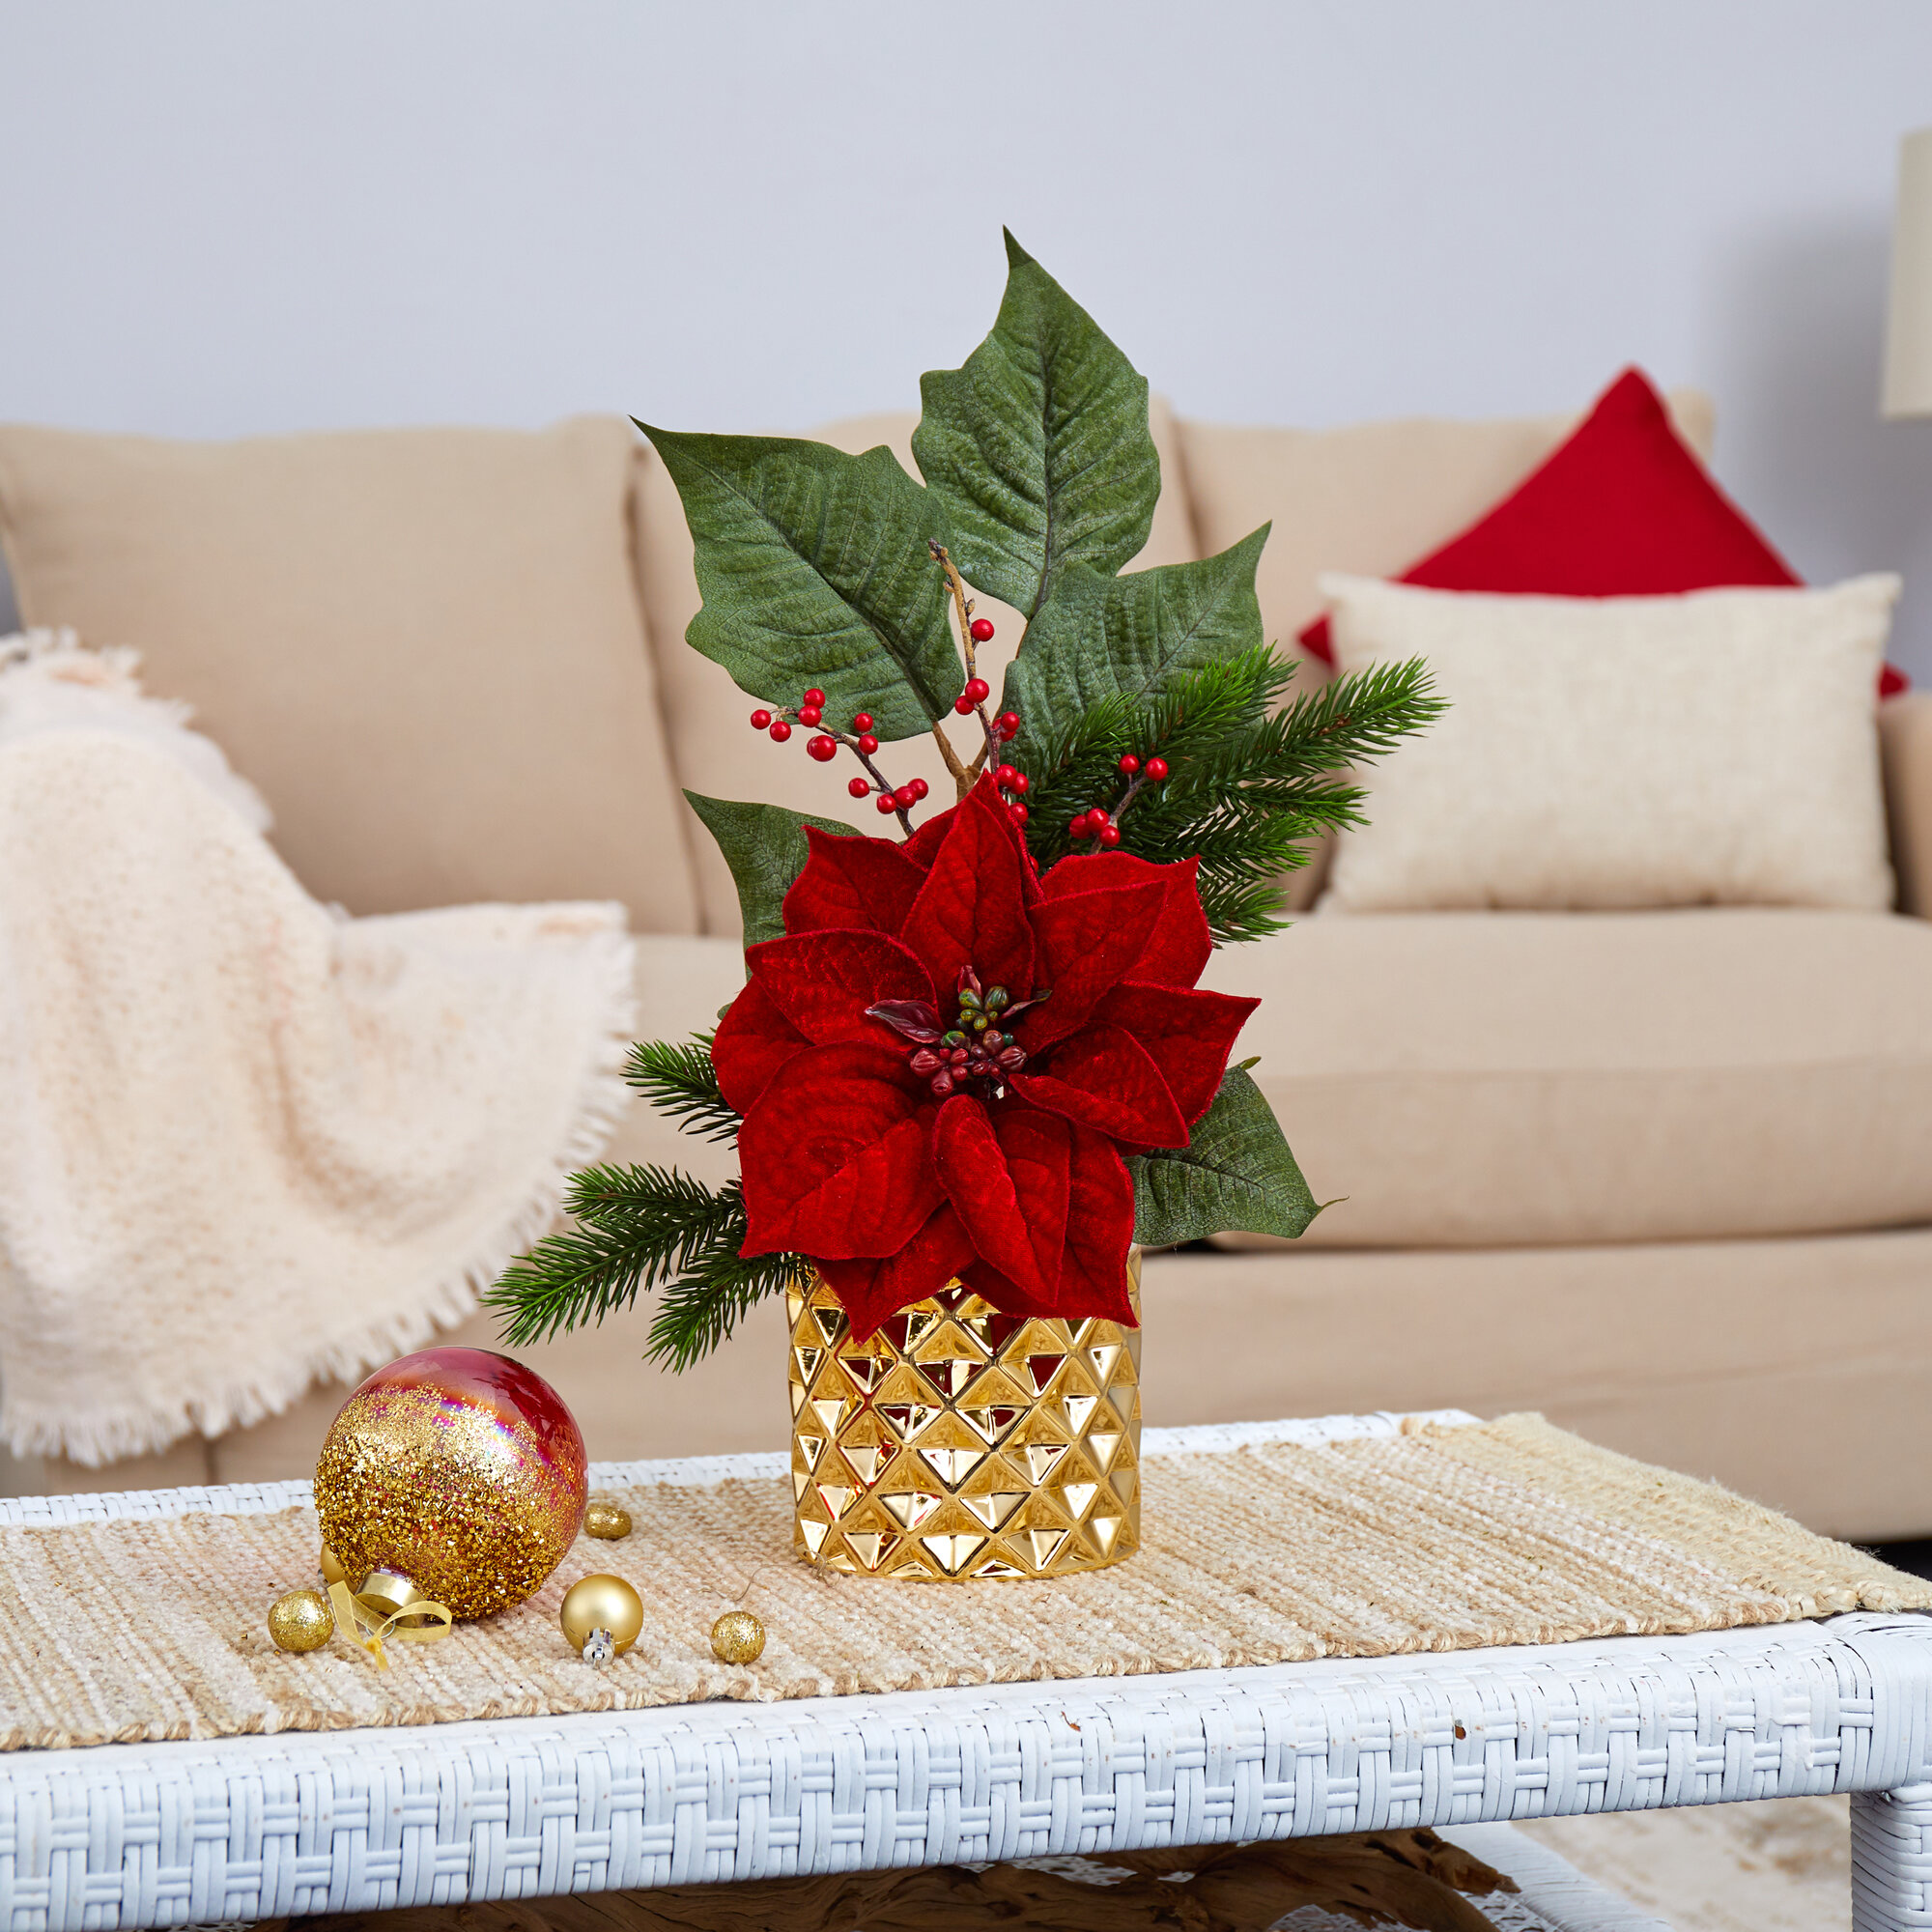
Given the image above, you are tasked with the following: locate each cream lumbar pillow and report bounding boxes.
[1319,571,1900,913]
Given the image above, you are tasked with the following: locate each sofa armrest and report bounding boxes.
[1881,692,1932,916]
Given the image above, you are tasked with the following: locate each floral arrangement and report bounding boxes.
[491,234,1436,1360]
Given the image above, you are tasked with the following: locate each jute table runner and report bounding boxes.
[3,1413,1924,1751]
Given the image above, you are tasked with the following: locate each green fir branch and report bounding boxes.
[624,1033,739,1144]
[1019,647,1442,945]
[649,1247,801,1373]
[485,1167,798,1368]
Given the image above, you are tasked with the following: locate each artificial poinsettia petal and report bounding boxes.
[1011,1021,1188,1151]
[814,1202,978,1340]
[783,828,931,938]
[898,805,957,870]
[1096,981,1258,1125]
[898,778,1037,1001]
[711,977,810,1115]
[1019,879,1167,1049]
[1055,1126,1138,1326]
[930,1095,1067,1303]
[736,1043,941,1258]
[747,929,935,1046]
[1040,850,1212,988]
[958,1256,1063,1323]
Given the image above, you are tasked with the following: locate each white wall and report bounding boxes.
[6,1,1932,674]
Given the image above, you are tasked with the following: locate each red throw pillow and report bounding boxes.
[1300,367,1908,697]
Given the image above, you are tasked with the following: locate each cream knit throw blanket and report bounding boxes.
[0,634,636,1463]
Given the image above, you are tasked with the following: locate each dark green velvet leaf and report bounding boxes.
[912,231,1159,619]
[1126,1065,1320,1246]
[641,427,959,740]
[998,528,1269,760]
[684,792,859,948]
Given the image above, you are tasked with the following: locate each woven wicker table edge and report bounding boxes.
[2,1415,1929,1930]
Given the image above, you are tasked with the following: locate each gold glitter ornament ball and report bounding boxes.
[560,1573,644,1662]
[268,1588,334,1653]
[583,1500,632,1540]
[314,1348,587,1621]
[710,1609,766,1663]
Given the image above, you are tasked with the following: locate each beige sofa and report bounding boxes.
[3,393,1930,1541]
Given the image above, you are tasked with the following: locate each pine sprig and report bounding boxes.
[649,1247,800,1372]
[1020,647,1441,945]
[625,1033,739,1143]
[484,1165,800,1366]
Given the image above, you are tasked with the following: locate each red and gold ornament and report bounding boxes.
[313,1348,587,1621]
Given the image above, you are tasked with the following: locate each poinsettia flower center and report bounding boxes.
[867,965,1050,1102]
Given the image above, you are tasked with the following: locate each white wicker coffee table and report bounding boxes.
[1,1415,1927,1931]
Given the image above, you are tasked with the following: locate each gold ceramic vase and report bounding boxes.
[788,1253,1142,1580]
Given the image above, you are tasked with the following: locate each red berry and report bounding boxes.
[852,712,874,732]
[1010,771,1029,795]
[858,733,880,755]
[1145,756,1169,781]
[797,704,823,727]
[1009,802,1029,827]
[803,688,826,707]
[807,734,838,762]
[1118,753,1141,776]
[894,784,918,810]
[996,711,1020,739]
[993,763,1020,791]
[848,777,871,799]
[908,778,929,801]
[1088,808,1110,829]
[875,792,899,816]
[750,709,772,729]
[964,677,990,704]
[952,694,975,716]
[1069,813,1092,838]
[1098,823,1122,847]
[768,720,792,742]
[970,616,996,642]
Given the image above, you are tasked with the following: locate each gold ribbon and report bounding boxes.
[327,1580,453,1669]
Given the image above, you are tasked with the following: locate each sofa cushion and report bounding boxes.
[1178,389,1715,670]
[1298,370,1801,659]
[0,418,701,929]
[1202,907,1932,1247]
[635,400,1201,937]
[1318,573,1897,915]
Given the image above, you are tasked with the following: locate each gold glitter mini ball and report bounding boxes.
[268,1588,334,1653]
[710,1609,766,1664]
[583,1501,632,1540]
[560,1573,644,1665]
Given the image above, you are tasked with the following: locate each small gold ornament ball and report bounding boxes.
[583,1501,632,1541]
[268,1588,335,1653]
[560,1574,644,1662]
[319,1544,349,1588]
[710,1609,766,1664]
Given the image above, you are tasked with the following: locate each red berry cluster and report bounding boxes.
[749,688,932,823]
[1068,753,1170,849]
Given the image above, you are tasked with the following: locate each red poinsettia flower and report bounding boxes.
[711,775,1256,1339]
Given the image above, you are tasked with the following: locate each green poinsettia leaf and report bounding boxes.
[998,528,1269,757]
[1126,1065,1320,1246]
[641,426,959,741]
[912,230,1159,619]
[684,792,859,948]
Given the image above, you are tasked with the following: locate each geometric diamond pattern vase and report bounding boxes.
[788,1251,1141,1580]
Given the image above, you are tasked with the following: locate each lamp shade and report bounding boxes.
[1884,128,1932,417]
